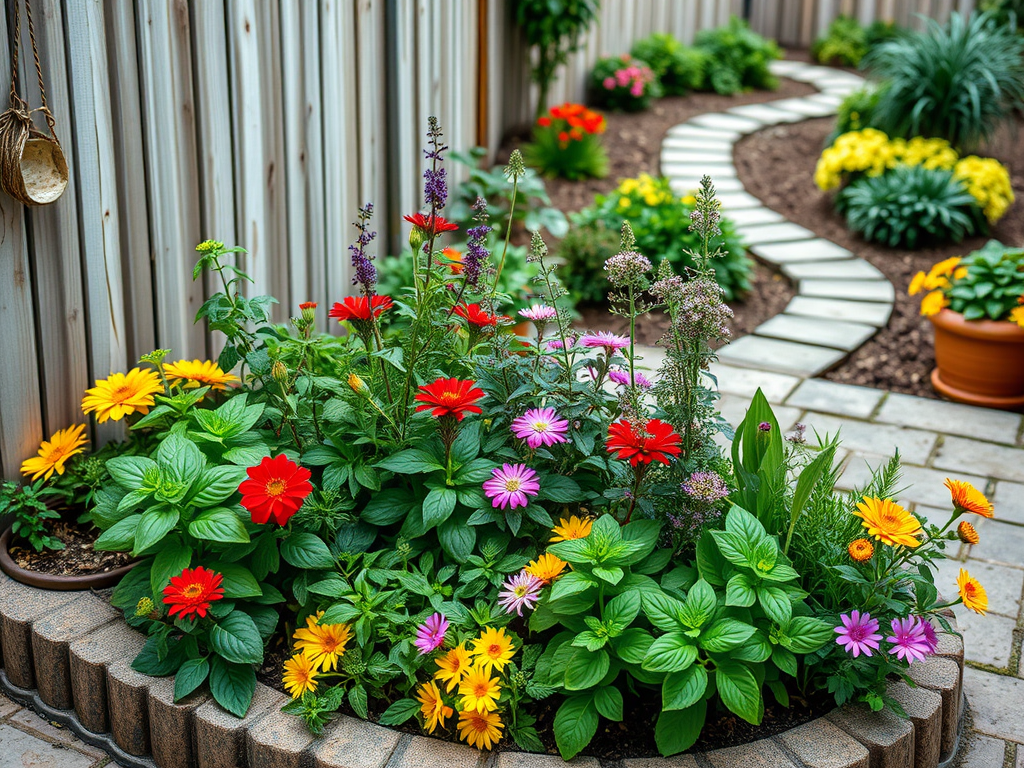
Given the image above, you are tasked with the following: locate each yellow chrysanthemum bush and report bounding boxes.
[908,240,1024,324]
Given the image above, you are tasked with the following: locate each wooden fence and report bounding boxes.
[0,0,975,477]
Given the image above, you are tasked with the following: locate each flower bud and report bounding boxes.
[348,372,369,395]
[135,597,155,618]
[299,301,317,324]
[408,226,425,252]
[957,520,980,545]
[272,361,289,384]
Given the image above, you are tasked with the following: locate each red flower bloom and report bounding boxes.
[403,213,459,236]
[453,303,508,327]
[328,295,393,322]
[537,116,552,127]
[162,566,225,620]
[299,301,317,311]
[239,454,313,526]
[415,378,485,421]
[606,418,682,466]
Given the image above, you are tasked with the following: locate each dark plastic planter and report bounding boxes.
[0,525,139,591]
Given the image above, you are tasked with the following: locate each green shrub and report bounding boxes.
[979,0,1024,28]
[828,85,885,143]
[812,16,869,66]
[864,11,1024,150]
[590,54,662,111]
[560,174,751,303]
[523,103,609,180]
[630,33,707,95]
[835,164,985,248]
[693,16,781,95]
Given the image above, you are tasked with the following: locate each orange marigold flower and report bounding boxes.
[853,497,923,548]
[550,515,592,542]
[945,479,993,518]
[20,424,88,481]
[848,538,874,562]
[957,568,988,615]
[416,681,452,734]
[957,521,980,545]
[525,552,567,584]
[282,653,318,698]
[457,709,503,750]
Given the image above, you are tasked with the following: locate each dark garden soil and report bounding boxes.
[8,519,134,576]
[734,113,1024,398]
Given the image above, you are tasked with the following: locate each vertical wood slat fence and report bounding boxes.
[0,0,975,478]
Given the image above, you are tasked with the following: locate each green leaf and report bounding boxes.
[662,665,708,711]
[189,507,250,544]
[780,616,834,654]
[156,434,205,498]
[771,645,797,677]
[280,532,335,570]
[760,561,800,583]
[710,530,756,569]
[361,488,415,525]
[680,579,717,629]
[594,686,623,721]
[592,566,624,585]
[208,611,264,665]
[642,591,686,632]
[757,585,792,626]
[375,449,443,474]
[726,573,757,607]
[422,487,458,529]
[553,696,599,760]
[208,656,255,718]
[700,618,756,653]
[94,514,141,551]
[174,657,209,701]
[438,515,476,563]
[642,632,697,673]
[564,648,609,690]
[611,628,654,665]
[151,539,193,596]
[206,561,262,598]
[379,698,421,725]
[604,592,641,628]
[133,506,180,555]
[549,571,596,603]
[538,474,582,503]
[106,456,158,490]
[655,701,706,756]
[186,465,248,507]
[715,661,762,725]
[619,519,662,565]
[349,684,369,720]
[785,444,836,555]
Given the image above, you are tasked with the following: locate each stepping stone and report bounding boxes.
[727,103,804,124]
[688,113,763,133]
[768,60,814,76]
[768,98,837,118]
[663,161,736,176]
[669,177,744,194]
[799,278,895,303]
[751,239,853,264]
[718,335,846,377]
[716,191,766,210]
[807,92,845,108]
[786,65,845,83]
[785,296,893,327]
[815,77,864,92]
[782,259,884,281]
[785,378,887,420]
[668,124,741,142]
[735,221,816,245]
[754,314,876,351]
[723,207,785,227]
[661,149,734,164]
[662,137,735,153]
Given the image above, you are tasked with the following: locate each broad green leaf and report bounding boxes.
[174,657,209,701]
[592,566,624,585]
[680,579,717,629]
[716,661,762,725]
[642,591,686,632]
[726,573,757,607]
[553,695,599,760]
[564,648,609,691]
[94,514,141,551]
[655,701,706,756]
[699,618,756,653]
[604,591,641,628]
[594,686,623,721]
[780,616,834,654]
[280,532,335,570]
[549,571,597,603]
[150,538,193,596]
[205,561,262,598]
[186,465,248,507]
[189,507,250,544]
[662,665,708,711]
[757,585,792,626]
[208,656,255,717]
[422,487,458,529]
[361,488,416,525]
[771,645,797,677]
[208,611,264,665]
[710,530,755,569]
[642,632,697,673]
[611,628,654,665]
[133,506,179,555]
[438,516,476,563]
[375,449,443,474]
[106,456,158,491]
[379,698,421,725]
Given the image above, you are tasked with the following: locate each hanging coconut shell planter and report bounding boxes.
[0,0,68,207]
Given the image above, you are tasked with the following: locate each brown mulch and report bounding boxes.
[734,114,1024,398]
[8,519,134,576]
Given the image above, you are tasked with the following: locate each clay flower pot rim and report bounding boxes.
[931,308,1024,341]
[0,524,139,591]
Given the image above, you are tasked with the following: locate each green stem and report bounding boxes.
[492,178,519,297]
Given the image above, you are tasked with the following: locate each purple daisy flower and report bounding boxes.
[498,571,544,616]
[607,368,652,389]
[414,612,449,655]
[519,304,558,322]
[483,464,540,509]
[546,335,576,352]
[918,617,939,654]
[835,610,882,658]
[887,616,932,664]
[580,331,630,355]
[511,407,569,449]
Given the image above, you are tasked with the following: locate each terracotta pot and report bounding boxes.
[0,525,139,591]
[929,308,1024,411]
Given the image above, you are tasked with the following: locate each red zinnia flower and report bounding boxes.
[453,303,508,327]
[328,295,393,322]
[299,301,317,311]
[403,213,459,236]
[162,566,225,620]
[537,116,552,127]
[415,378,485,421]
[239,454,313,526]
[606,418,682,466]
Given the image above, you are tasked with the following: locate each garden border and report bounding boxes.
[660,60,897,379]
[0,567,967,768]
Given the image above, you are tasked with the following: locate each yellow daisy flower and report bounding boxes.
[20,424,88,481]
[282,653,318,698]
[945,479,993,518]
[81,368,163,423]
[525,552,567,584]
[469,627,515,675]
[919,290,949,317]
[908,271,927,296]
[853,497,923,548]
[458,665,502,713]
[550,515,593,542]
[163,359,240,391]
[1011,306,1024,329]
[957,568,988,615]
[457,709,503,750]
[415,680,453,734]
[434,643,473,692]
[293,620,352,672]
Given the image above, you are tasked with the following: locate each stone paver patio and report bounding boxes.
[0,693,121,767]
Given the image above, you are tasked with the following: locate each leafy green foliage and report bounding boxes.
[830,85,885,142]
[589,55,662,112]
[693,16,781,95]
[812,16,901,67]
[864,11,1024,150]
[836,164,985,248]
[0,481,64,552]
[945,240,1024,320]
[630,34,707,95]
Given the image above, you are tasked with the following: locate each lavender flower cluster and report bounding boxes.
[604,250,652,289]
[423,116,448,211]
[463,196,491,290]
[676,276,733,341]
[349,203,377,295]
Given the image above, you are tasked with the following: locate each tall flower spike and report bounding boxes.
[505,149,526,182]
[620,221,636,251]
[349,203,377,295]
[423,117,448,211]
[463,197,491,290]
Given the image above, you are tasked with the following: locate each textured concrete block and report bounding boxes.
[828,704,914,768]
[785,296,892,328]
[706,739,799,767]
[766,98,837,118]
[661,137,735,153]
[754,314,875,352]
[107,657,153,756]
[494,751,602,768]
[195,682,286,768]
[708,362,801,401]
[722,207,785,227]
[688,113,763,133]
[246,703,318,768]
[963,666,1024,744]
[310,715,403,768]
[69,620,146,734]
[0,722,96,768]
[662,162,737,178]
[907,657,960,759]
[783,260,885,281]
[669,177,745,194]
[799,413,938,466]
[622,756,700,768]
[388,735,483,768]
[785,379,885,420]
[776,718,869,768]
[798,279,894,303]
[30,593,118,710]
[888,680,942,768]
[874,393,1021,444]
[149,675,211,768]
[0,581,77,689]
[717,336,846,377]
[736,222,817,246]
[728,103,806,124]
[751,239,853,265]
[933,436,1024,483]
[667,124,741,142]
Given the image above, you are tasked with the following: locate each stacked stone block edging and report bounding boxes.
[660,59,897,378]
[0,568,966,768]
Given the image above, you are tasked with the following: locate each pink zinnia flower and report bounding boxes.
[834,610,882,658]
[511,407,569,449]
[603,76,616,90]
[608,368,652,389]
[414,612,449,655]
[919,617,939,654]
[519,304,558,322]
[483,464,540,509]
[498,571,543,616]
[546,335,576,351]
[580,331,629,354]
[630,81,644,97]
[615,70,630,87]
[887,616,932,664]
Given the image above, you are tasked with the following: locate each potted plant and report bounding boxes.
[910,240,1024,409]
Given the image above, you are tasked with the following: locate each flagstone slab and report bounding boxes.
[751,239,854,264]
[661,137,736,152]
[687,113,763,133]
[735,221,817,245]
[799,412,939,466]
[662,162,737,178]
[727,103,805,124]
[786,65,850,83]
[660,149,734,164]
[808,92,847,108]
[754,314,876,351]
[798,279,895,303]
[717,336,845,377]
[784,378,886,420]
[875,392,1022,444]
[708,362,802,401]
[768,59,814,76]
[782,259,885,281]
[669,177,744,194]
[785,296,893,327]
[767,98,838,118]
[667,124,742,142]
[722,207,785,227]
[715,191,766,210]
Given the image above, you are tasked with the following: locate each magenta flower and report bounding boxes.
[834,610,882,658]
[498,571,543,616]
[519,304,557,322]
[887,616,932,664]
[511,407,569,449]
[483,464,540,509]
[608,368,652,389]
[918,617,939,654]
[602,76,616,90]
[546,335,576,351]
[414,612,448,655]
[580,331,629,355]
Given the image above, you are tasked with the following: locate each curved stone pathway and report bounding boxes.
[660,60,894,378]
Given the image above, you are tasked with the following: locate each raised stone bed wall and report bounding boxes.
[0,569,967,768]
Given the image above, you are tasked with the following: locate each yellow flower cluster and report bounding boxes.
[282,612,353,698]
[908,256,966,317]
[814,129,901,190]
[954,156,1015,223]
[616,173,675,209]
